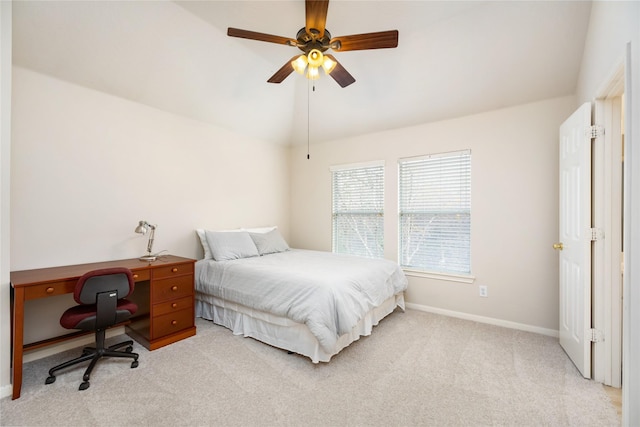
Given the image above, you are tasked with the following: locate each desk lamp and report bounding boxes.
[135,220,157,261]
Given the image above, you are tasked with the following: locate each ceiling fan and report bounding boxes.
[227,0,399,88]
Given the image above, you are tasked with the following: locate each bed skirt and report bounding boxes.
[195,292,405,363]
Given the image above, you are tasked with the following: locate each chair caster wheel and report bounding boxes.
[131,360,139,368]
[126,346,133,353]
[45,376,56,385]
[79,381,90,391]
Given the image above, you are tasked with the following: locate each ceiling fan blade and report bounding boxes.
[228,28,296,46]
[324,54,355,88]
[331,30,398,51]
[306,0,329,38]
[267,56,299,84]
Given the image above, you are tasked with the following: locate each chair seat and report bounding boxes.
[60,299,137,330]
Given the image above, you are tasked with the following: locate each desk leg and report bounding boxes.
[11,287,24,400]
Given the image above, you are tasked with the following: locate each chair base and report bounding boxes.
[45,330,139,391]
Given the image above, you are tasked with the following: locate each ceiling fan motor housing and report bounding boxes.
[296,27,333,53]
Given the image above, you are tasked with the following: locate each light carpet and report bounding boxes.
[1,309,620,426]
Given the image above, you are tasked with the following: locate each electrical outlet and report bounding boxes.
[479,285,488,297]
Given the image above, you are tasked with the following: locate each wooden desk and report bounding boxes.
[10,255,196,400]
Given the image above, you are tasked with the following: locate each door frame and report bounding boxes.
[592,62,624,387]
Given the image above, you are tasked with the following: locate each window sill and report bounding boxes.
[402,268,475,284]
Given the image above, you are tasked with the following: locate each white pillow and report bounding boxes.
[197,226,277,260]
[205,230,259,261]
[249,228,290,255]
[196,229,212,259]
[197,228,243,259]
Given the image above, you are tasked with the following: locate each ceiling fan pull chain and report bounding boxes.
[307,79,311,159]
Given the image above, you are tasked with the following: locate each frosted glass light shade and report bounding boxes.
[307,49,324,68]
[306,66,320,80]
[322,56,336,74]
[291,55,308,75]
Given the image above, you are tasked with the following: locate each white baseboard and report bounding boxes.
[405,302,559,338]
[0,384,12,399]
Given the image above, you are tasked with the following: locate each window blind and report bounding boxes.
[398,150,471,274]
[331,163,384,259]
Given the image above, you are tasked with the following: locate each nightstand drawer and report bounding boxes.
[152,275,194,303]
[153,263,193,279]
[152,308,193,339]
[154,295,193,317]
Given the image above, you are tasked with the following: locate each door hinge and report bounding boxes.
[589,227,604,241]
[589,328,605,343]
[586,125,605,139]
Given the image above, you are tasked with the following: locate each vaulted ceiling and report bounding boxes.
[12,1,592,145]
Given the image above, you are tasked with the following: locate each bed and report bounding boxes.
[194,227,408,362]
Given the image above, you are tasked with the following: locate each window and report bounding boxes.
[331,161,384,259]
[398,150,471,274]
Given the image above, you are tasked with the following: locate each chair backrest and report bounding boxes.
[74,267,134,305]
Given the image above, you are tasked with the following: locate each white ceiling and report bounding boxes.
[12,1,592,145]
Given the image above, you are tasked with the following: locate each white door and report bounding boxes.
[558,102,592,378]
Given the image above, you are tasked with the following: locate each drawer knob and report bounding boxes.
[171,286,178,291]
[171,267,178,273]
[46,287,54,294]
[133,274,139,280]
[172,303,178,308]
[171,320,178,325]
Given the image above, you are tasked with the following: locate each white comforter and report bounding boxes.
[196,249,408,352]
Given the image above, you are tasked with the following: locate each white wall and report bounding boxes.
[290,96,576,333]
[0,0,12,400]
[576,1,638,101]
[8,66,290,352]
[11,67,290,270]
[575,2,640,425]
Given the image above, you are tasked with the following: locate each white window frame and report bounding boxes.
[398,150,472,279]
[330,160,385,259]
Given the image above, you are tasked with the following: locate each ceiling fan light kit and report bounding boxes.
[292,49,337,80]
[227,0,398,88]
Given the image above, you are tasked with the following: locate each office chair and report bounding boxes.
[45,267,140,390]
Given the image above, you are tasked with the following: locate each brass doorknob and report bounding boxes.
[553,242,564,250]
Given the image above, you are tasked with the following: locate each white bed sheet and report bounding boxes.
[195,249,408,361]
